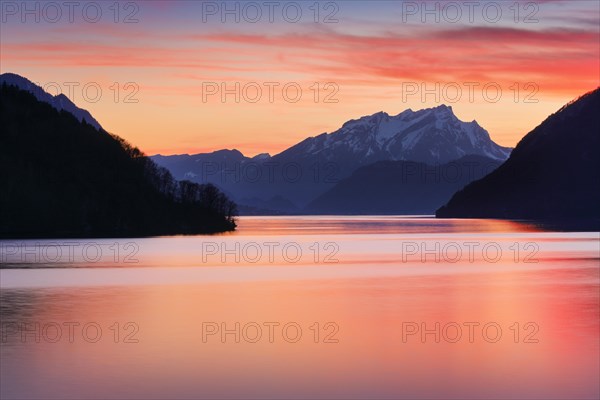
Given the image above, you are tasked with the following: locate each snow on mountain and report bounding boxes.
[0,72,103,131]
[279,104,511,166]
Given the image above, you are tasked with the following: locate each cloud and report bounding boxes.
[2,22,597,96]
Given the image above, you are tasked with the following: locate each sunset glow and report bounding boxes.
[2,2,600,399]
[1,0,598,156]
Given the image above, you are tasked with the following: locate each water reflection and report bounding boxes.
[1,217,599,399]
[231,216,544,235]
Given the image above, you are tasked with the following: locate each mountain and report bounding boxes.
[305,155,502,215]
[152,105,510,211]
[0,80,236,237]
[152,149,255,181]
[437,88,600,228]
[0,72,103,131]
[275,105,510,167]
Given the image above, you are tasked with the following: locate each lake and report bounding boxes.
[1,216,599,399]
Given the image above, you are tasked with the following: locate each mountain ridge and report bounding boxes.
[305,155,502,215]
[0,79,236,237]
[0,72,103,131]
[152,104,511,210]
[437,87,600,227]
[270,104,511,166]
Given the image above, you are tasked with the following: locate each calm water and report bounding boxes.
[1,217,599,399]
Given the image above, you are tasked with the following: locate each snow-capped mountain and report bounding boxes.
[0,72,102,131]
[152,104,512,211]
[277,105,510,166]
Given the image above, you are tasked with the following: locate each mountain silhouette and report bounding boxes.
[437,88,600,229]
[153,105,510,211]
[0,72,103,131]
[0,81,237,237]
[305,155,502,215]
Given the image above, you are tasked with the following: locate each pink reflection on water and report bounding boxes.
[1,217,598,399]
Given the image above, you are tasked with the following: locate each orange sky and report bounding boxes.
[1,1,598,156]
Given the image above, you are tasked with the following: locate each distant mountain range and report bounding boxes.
[3,72,597,226]
[152,105,511,213]
[0,73,103,130]
[437,88,600,228]
[3,68,507,215]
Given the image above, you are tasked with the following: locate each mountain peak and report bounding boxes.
[340,111,389,129]
[423,104,456,120]
[252,153,271,161]
[284,104,510,165]
[0,72,30,85]
[433,104,452,112]
[0,72,103,131]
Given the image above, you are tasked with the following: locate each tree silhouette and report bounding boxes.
[0,82,237,238]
